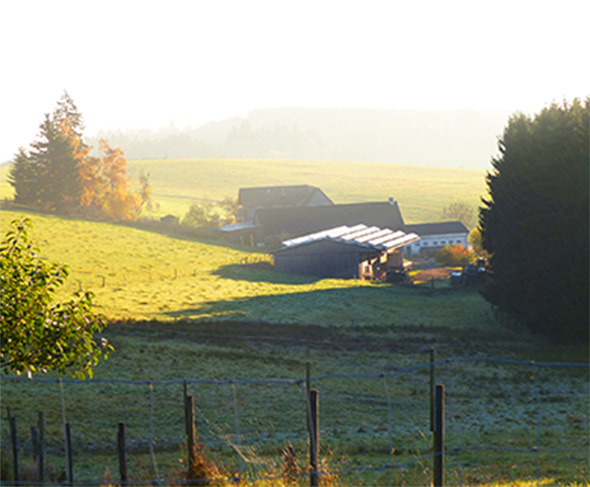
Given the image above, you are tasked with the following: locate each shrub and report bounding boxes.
[435,244,474,267]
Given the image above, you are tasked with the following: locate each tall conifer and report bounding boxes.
[480,99,589,342]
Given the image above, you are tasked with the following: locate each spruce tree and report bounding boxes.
[8,94,85,213]
[479,99,589,342]
[8,148,38,206]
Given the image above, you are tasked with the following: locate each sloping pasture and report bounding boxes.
[125,158,486,224]
[0,209,487,326]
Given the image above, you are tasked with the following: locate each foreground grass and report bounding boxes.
[1,321,588,485]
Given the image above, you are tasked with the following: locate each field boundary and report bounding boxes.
[2,356,588,486]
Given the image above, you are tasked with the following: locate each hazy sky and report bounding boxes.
[1,0,588,163]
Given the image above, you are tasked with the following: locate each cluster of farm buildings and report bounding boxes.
[218,185,468,280]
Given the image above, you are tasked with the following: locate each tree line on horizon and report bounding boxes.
[89,107,509,168]
[8,92,151,221]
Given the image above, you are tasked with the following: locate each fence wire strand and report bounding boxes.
[1,356,588,486]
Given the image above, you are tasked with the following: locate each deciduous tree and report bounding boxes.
[441,200,475,228]
[0,219,112,378]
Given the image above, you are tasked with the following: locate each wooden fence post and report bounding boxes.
[433,384,445,487]
[9,415,19,483]
[305,362,311,432]
[309,388,319,487]
[430,348,436,432]
[65,422,73,486]
[185,395,197,470]
[118,422,127,483]
[38,411,45,483]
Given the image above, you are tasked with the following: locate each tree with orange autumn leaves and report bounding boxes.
[9,92,148,221]
[78,139,142,220]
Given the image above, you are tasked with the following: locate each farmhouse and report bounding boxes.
[273,224,419,279]
[255,199,405,246]
[219,185,469,253]
[237,184,333,221]
[403,221,469,256]
[219,184,333,245]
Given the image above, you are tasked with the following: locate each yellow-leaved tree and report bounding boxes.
[79,139,142,220]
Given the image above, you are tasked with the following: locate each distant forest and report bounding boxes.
[89,108,512,169]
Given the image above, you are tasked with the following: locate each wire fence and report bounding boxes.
[1,356,588,486]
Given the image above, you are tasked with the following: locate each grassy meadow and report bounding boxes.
[123,158,487,224]
[0,159,588,486]
[1,156,487,224]
[0,208,486,326]
[1,207,588,486]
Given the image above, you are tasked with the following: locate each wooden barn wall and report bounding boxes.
[274,241,369,278]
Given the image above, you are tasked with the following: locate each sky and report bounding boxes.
[1,0,588,163]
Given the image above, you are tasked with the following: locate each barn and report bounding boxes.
[273,224,420,279]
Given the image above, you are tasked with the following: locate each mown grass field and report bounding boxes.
[1,208,588,486]
[1,158,487,224]
[124,158,487,224]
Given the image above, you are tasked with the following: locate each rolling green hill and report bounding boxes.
[1,158,486,224]
[124,158,487,224]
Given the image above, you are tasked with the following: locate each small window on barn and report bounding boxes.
[441,240,446,244]
[433,241,438,245]
[457,240,462,244]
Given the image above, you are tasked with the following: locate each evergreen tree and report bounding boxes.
[7,148,37,206]
[479,99,589,342]
[8,93,86,213]
[53,90,85,136]
[26,115,83,212]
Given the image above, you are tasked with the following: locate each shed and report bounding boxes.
[216,221,261,246]
[273,224,420,279]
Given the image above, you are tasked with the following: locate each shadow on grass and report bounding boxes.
[160,284,492,333]
[213,262,323,285]
[129,285,566,357]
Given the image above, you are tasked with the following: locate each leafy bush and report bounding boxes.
[0,218,112,378]
[435,244,474,267]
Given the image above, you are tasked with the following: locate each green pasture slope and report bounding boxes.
[1,209,588,486]
[1,157,486,223]
[124,158,487,224]
[0,208,485,325]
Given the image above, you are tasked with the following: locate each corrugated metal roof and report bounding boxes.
[281,224,420,253]
[218,221,260,232]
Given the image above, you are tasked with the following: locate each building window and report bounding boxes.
[433,241,438,245]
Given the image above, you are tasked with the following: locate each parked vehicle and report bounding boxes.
[451,258,487,286]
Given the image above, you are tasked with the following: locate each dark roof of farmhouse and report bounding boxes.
[238,185,333,208]
[275,224,420,254]
[404,221,469,235]
[255,200,405,239]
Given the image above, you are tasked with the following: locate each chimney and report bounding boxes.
[388,197,395,205]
